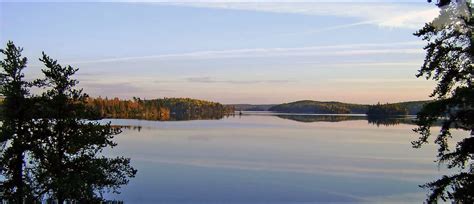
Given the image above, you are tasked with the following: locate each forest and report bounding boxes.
[366,103,410,117]
[87,97,235,121]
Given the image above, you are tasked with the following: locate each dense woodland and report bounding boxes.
[366,103,410,117]
[87,97,235,121]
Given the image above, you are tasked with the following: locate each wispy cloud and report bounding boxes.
[45,41,423,65]
[166,2,439,29]
[329,78,420,83]
[279,20,377,37]
[186,76,295,84]
[294,61,423,68]
[77,80,175,99]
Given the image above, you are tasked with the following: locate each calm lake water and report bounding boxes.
[102,113,459,203]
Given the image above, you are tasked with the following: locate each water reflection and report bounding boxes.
[112,125,143,132]
[367,116,415,127]
[103,115,456,203]
[112,114,422,132]
[261,113,418,127]
[277,114,366,123]
[277,114,418,127]
[167,112,232,121]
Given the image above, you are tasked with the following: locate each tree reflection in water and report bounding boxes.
[276,114,416,127]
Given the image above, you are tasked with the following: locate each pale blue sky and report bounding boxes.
[0,1,439,104]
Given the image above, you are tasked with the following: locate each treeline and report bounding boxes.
[87,97,235,121]
[366,103,409,116]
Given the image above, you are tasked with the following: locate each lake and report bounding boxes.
[102,113,458,203]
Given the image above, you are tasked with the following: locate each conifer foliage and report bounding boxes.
[0,41,36,203]
[0,41,136,203]
[413,0,473,202]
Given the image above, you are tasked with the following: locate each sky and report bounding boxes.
[0,1,441,104]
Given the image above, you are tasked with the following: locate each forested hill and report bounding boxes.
[268,100,368,114]
[87,97,235,121]
[265,100,430,115]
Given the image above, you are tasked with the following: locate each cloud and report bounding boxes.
[186,76,295,84]
[279,20,378,36]
[329,78,420,83]
[44,41,424,65]
[294,61,423,68]
[77,82,146,96]
[76,80,175,98]
[166,2,439,29]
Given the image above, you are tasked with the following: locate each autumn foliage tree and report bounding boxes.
[87,97,233,121]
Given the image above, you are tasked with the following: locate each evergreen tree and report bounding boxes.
[30,53,137,202]
[0,41,36,202]
[413,0,473,202]
[1,41,136,202]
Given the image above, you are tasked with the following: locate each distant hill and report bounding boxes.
[263,100,430,115]
[269,100,368,114]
